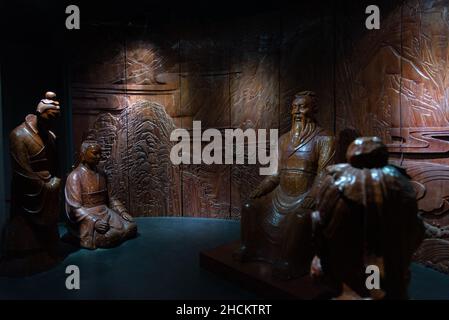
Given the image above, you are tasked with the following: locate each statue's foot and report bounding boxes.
[232,245,250,262]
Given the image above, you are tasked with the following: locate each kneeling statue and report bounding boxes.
[65,140,137,249]
[234,91,336,279]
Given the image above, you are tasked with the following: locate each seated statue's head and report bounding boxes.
[80,140,102,168]
[36,91,60,128]
[346,136,388,169]
[291,91,318,122]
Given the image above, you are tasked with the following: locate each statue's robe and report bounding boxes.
[312,164,425,299]
[239,124,335,277]
[0,114,61,276]
[65,164,137,249]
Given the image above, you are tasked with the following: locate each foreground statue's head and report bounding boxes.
[36,91,61,128]
[291,91,318,122]
[80,140,101,168]
[346,136,388,169]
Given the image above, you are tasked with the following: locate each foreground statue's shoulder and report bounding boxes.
[67,165,83,182]
[383,164,411,179]
[9,122,27,141]
[317,129,335,141]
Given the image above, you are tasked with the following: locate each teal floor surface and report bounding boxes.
[0,217,447,299]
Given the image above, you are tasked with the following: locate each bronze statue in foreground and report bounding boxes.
[310,137,424,299]
[65,141,137,249]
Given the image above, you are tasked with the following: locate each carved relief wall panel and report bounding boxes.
[335,0,449,273]
[280,4,335,136]
[70,1,449,273]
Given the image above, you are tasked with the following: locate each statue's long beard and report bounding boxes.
[293,116,317,144]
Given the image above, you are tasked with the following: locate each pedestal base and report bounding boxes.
[199,241,335,299]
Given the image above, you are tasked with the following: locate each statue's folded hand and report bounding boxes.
[121,212,134,222]
[94,219,110,234]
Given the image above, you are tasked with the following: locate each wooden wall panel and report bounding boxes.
[179,19,232,218]
[230,13,280,130]
[335,1,402,152]
[334,0,449,273]
[125,101,181,216]
[228,13,280,219]
[71,26,127,162]
[395,0,449,274]
[69,1,449,273]
[280,4,335,136]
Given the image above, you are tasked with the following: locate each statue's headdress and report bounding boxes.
[294,90,318,114]
[36,91,60,113]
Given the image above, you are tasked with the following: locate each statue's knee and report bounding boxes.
[125,222,138,237]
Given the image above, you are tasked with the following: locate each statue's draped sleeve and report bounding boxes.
[65,165,137,249]
[253,132,284,196]
[309,135,336,199]
[65,168,99,248]
[317,135,336,176]
[10,128,60,225]
[10,131,47,185]
[65,169,98,224]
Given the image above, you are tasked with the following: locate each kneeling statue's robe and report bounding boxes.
[65,164,137,249]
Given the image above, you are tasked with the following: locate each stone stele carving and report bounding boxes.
[0,92,62,276]
[233,91,336,279]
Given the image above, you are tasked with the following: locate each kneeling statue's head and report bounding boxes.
[80,140,102,168]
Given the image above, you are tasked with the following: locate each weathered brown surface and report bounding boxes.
[281,5,335,135]
[70,1,449,272]
[311,137,424,299]
[234,92,336,280]
[334,0,449,274]
[84,101,181,217]
[182,164,230,219]
[0,94,61,276]
[200,241,334,299]
[65,141,138,249]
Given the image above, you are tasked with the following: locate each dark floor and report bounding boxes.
[0,217,448,300]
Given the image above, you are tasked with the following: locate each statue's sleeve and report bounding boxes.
[10,131,46,186]
[64,171,98,225]
[10,130,61,224]
[317,135,336,175]
[253,132,283,195]
[306,136,336,204]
